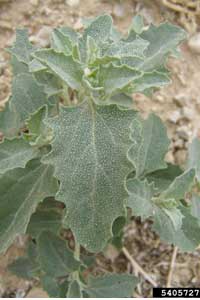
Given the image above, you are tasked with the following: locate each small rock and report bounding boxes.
[30,26,51,47]
[176,125,190,140]
[174,139,184,149]
[173,93,187,107]
[104,244,119,262]
[30,0,39,6]
[66,0,79,7]
[168,110,181,124]
[188,33,200,54]
[26,288,48,298]
[113,3,125,18]
[182,107,194,121]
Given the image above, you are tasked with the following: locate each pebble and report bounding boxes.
[66,0,79,7]
[113,3,125,18]
[168,110,181,123]
[182,107,194,121]
[176,125,190,140]
[188,32,200,54]
[30,26,51,47]
[173,93,187,107]
[30,0,39,6]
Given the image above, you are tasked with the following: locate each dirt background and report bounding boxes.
[1,0,200,298]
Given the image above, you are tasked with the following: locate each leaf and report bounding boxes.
[25,106,53,147]
[84,274,139,298]
[38,231,80,277]
[138,23,186,72]
[0,100,21,138]
[51,28,73,55]
[8,29,35,64]
[187,137,200,182]
[126,178,155,220]
[41,276,69,298]
[83,15,113,45]
[0,159,58,254]
[129,15,144,34]
[0,137,38,174]
[130,71,170,93]
[11,73,47,124]
[11,55,29,75]
[98,64,141,97]
[33,49,83,90]
[108,93,134,108]
[146,163,183,193]
[27,208,62,239]
[105,38,149,58]
[160,169,195,202]
[9,241,40,279]
[128,113,170,177]
[67,280,82,298]
[43,102,137,252]
[153,206,200,251]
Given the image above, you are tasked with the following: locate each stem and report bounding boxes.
[122,246,158,287]
[166,246,178,287]
[74,239,80,261]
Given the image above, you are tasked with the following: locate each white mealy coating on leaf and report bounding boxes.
[43,101,137,252]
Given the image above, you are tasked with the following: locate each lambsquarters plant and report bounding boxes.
[0,15,200,297]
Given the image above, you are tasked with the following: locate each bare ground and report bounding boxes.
[1,0,200,297]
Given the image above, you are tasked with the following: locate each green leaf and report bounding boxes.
[153,206,200,251]
[128,113,170,177]
[84,274,139,298]
[11,55,29,75]
[98,64,141,97]
[8,29,35,64]
[129,15,144,34]
[33,49,83,90]
[0,137,38,174]
[187,137,200,182]
[25,106,53,147]
[126,178,155,220]
[67,280,82,298]
[138,23,186,71]
[43,102,137,252]
[83,15,113,45]
[11,73,47,124]
[51,29,72,54]
[9,241,40,279]
[108,93,133,108]
[0,100,21,138]
[160,169,195,202]
[27,207,62,239]
[38,231,80,277]
[146,163,183,193]
[0,159,58,254]
[41,276,69,298]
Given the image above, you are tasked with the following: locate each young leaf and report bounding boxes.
[8,29,35,64]
[0,137,38,174]
[43,102,137,252]
[138,23,186,72]
[128,113,170,177]
[126,178,155,220]
[187,137,200,182]
[84,274,139,298]
[98,64,141,97]
[33,49,83,90]
[0,159,58,254]
[38,231,80,277]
